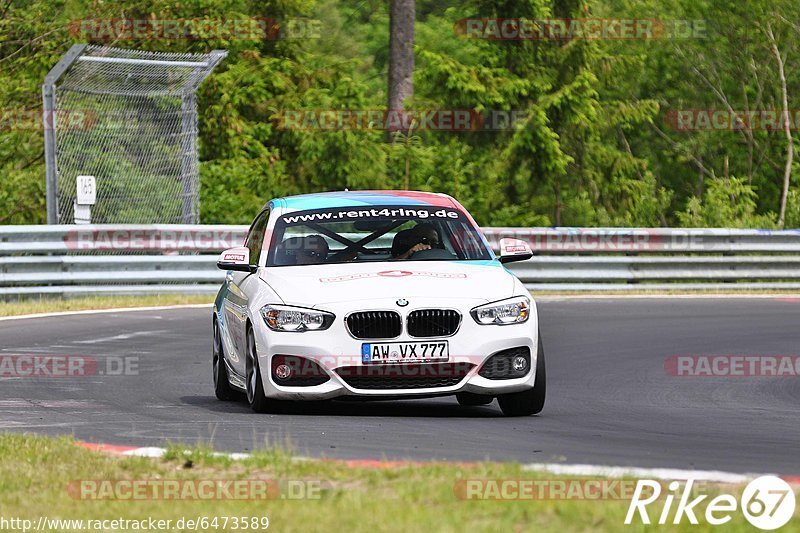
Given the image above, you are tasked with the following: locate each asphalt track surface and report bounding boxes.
[1,298,799,474]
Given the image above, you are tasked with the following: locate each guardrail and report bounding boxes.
[1,225,799,296]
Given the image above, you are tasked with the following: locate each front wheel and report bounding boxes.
[498,333,546,417]
[213,319,235,401]
[246,326,271,413]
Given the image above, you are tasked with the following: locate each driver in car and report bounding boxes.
[391,224,440,260]
[293,235,329,265]
[414,223,440,249]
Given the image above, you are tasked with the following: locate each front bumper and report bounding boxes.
[252,300,540,400]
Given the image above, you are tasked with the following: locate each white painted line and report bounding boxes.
[226,453,251,460]
[536,294,800,301]
[73,330,169,344]
[122,447,168,458]
[98,444,773,484]
[523,463,769,483]
[0,304,212,322]
[118,446,251,461]
[1,348,62,353]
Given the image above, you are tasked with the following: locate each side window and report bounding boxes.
[245,209,270,265]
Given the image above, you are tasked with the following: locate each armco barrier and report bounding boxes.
[0,225,799,296]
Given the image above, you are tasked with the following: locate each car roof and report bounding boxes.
[271,190,459,211]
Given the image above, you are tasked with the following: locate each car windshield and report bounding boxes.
[267,205,493,266]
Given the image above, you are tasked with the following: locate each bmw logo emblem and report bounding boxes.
[396,298,409,307]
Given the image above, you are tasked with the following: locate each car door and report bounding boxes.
[223,209,269,376]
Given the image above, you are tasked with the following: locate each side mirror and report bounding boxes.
[498,238,533,264]
[217,247,257,273]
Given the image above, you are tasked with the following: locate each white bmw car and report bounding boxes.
[213,190,545,416]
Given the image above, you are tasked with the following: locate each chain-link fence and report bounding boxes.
[43,45,226,224]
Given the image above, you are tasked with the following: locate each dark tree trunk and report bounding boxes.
[387,0,415,142]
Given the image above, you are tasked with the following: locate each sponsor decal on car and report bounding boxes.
[504,244,528,253]
[320,271,467,283]
[281,206,462,224]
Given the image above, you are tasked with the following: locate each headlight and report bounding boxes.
[260,304,335,332]
[470,296,530,325]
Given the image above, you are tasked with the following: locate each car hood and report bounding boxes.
[260,261,517,306]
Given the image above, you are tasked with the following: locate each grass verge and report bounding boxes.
[0,295,212,317]
[0,290,796,320]
[1,433,795,532]
[533,289,800,297]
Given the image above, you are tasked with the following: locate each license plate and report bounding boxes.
[362,341,449,364]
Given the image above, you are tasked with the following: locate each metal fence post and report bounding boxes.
[180,93,198,224]
[43,44,86,225]
[42,45,225,225]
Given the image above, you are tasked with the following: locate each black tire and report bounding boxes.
[246,325,271,413]
[213,319,236,401]
[456,392,494,406]
[498,333,546,417]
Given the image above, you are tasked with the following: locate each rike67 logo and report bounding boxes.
[626,476,796,530]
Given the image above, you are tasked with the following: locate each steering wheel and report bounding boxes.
[409,248,457,260]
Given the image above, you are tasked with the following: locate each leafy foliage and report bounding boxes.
[678,177,776,228]
[0,0,797,228]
